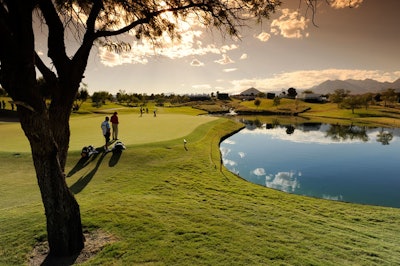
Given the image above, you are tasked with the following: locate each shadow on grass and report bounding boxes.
[66,148,103,177]
[69,147,123,194]
[69,152,106,195]
[108,150,122,167]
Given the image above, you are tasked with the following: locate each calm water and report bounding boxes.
[220,121,400,208]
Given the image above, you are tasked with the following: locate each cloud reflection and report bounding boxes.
[239,126,399,145]
[266,171,300,193]
[223,159,237,167]
[253,168,266,176]
[223,139,236,145]
[322,194,343,201]
[220,146,231,157]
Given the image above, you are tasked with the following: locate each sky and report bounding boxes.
[36,0,400,95]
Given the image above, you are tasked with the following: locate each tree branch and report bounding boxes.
[34,52,58,87]
[94,2,209,39]
[38,0,69,70]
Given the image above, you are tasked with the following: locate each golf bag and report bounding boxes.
[112,141,126,151]
[81,145,98,157]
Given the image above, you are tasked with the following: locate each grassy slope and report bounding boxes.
[0,113,400,265]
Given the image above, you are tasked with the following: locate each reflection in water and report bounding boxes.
[325,124,369,142]
[220,119,400,208]
[322,194,343,201]
[265,171,300,193]
[376,128,393,145]
[238,118,397,145]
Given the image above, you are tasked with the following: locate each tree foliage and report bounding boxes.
[329,89,350,104]
[287,87,297,98]
[73,84,89,111]
[380,88,398,107]
[340,95,362,114]
[91,91,113,107]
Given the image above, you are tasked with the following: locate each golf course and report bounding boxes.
[1,102,400,265]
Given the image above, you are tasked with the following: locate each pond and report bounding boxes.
[220,119,400,208]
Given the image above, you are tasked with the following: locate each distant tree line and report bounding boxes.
[328,88,399,113]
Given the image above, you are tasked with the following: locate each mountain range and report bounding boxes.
[309,78,400,94]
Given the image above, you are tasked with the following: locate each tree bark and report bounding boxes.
[19,107,84,256]
[0,0,84,256]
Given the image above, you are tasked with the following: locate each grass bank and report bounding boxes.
[0,114,400,265]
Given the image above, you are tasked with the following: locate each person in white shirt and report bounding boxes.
[101,117,111,152]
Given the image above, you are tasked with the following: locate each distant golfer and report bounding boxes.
[110,111,119,140]
[184,139,187,150]
[101,116,111,152]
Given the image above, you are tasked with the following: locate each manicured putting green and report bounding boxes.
[0,113,217,152]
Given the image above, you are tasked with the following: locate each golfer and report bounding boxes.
[110,111,119,140]
[101,116,111,152]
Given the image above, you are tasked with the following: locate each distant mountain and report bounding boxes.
[310,78,400,94]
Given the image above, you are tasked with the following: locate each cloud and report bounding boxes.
[97,13,238,67]
[256,32,271,42]
[238,152,246,158]
[191,84,212,91]
[229,69,400,93]
[270,9,309,38]
[98,45,149,67]
[330,0,364,9]
[190,59,204,67]
[215,54,235,65]
[240,53,248,60]
[220,44,239,53]
[223,68,237,73]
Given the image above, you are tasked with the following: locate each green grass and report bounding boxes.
[1,105,400,265]
[0,106,214,153]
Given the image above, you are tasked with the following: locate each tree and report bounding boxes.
[287,87,297,98]
[0,0,282,257]
[340,95,363,114]
[92,91,112,107]
[329,89,350,105]
[0,86,6,96]
[73,84,89,111]
[273,96,280,106]
[37,77,52,99]
[254,98,261,108]
[360,92,374,110]
[380,88,398,107]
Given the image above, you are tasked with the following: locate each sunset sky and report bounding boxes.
[36,0,400,95]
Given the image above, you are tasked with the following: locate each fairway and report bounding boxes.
[1,112,400,265]
[0,112,217,152]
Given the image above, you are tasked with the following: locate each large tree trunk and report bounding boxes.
[0,1,85,256]
[19,107,84,256]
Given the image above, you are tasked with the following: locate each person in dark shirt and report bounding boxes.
[110,112,119,140]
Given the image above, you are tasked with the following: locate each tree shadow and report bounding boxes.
[108,150,122,167]
[69,152,106,195]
